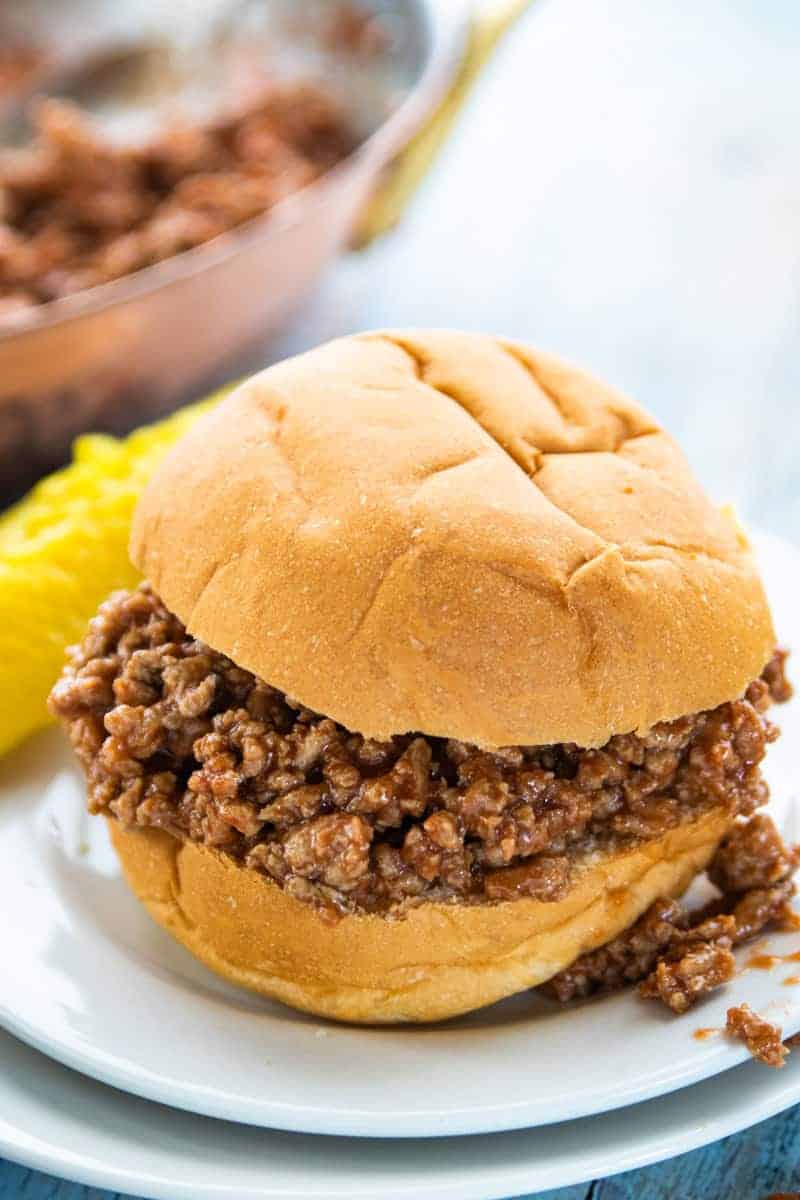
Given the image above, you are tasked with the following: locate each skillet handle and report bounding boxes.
[353,0,536,248]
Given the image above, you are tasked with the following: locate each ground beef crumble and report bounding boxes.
[709,812,798,894]
[544,803,798,1036]
[726,1003,788,1068]
[638,936,737,1015]
[49,584,790,923]
[0,85,354,317]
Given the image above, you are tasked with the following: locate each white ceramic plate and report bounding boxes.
[2,1026,800,1200]
[1,531,799,1139]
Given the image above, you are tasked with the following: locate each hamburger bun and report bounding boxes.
[110,806,730,1024]
[131,330,774,749]
[114,331,777,1023]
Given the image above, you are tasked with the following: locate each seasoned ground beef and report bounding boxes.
[0,85,353,317]
[544,898,690,1004]
[49,584,789,920]
[726,1004,788,1068]
[544,809,798,1012]
[724,878,797,941]
[709,813,798,894]
[762,648,793,705]
[638,938,737,1014]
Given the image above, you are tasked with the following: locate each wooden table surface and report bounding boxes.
[3,0,799,1196]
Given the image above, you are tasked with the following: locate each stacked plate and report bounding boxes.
[2,531,799,1200]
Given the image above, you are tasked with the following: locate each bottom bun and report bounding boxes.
[109,808,730,1024]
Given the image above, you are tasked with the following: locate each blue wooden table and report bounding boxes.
[1,1101,798,1198]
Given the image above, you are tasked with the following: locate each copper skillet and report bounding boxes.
[0,0,533,502]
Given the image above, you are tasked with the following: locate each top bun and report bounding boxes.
[131,331,774,748]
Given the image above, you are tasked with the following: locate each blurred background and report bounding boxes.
[1,0,798,536]
[272,0,800,541]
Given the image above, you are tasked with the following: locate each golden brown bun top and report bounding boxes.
[131,331,775,748]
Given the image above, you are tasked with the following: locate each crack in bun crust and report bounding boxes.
[130,331,775,748]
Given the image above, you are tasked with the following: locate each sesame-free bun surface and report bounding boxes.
[131,330,774,748]
[109,807,730,1023]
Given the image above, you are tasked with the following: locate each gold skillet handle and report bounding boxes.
[353,0,536,248]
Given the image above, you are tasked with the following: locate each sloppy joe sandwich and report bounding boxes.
[50,331,792,1023]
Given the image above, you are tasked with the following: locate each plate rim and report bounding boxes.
[0,1028,798,1200]
[1,987,793,1137]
